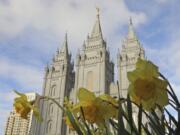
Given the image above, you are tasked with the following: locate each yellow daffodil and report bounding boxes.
[73,88,118,124]
[127,58,168,111]
[64,97,74,109]
[13,90,42,121]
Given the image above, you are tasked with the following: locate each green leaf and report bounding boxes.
[164,108,178,127]
[142,124,151,135]
[109,119,118,130]
[32,107,43,122]
[138,104,142,134]
[14,90,27,100]
[66,109,84,135]
[80,107,92,135]
[160,114,166,135]
[127,95,133,133]
[117,100,125,135]
[117,100,131,135]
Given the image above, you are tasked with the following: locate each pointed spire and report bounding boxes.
[83,40,86,50]
[45,63,49,71]
[91,7,103,38]
[127,17,137,40]
[60,33,68,55]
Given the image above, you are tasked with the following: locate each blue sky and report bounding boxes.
[0,0,180,134]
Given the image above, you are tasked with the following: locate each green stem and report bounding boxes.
[40,96,65,111]
[160,73,180,106]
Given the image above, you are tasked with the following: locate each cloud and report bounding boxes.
[0,91,15,103]
[0,58,42,134]
[0,0,147,49]
[0,57,43,91]
[144,26,180,101]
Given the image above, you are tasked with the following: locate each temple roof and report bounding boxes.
[127,17,138,40]
[90,7,103,38]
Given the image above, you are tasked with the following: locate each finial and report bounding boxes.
[77,48,80,54]
[83,40,86,50]
[129,17,133,25]
[52,55,55,62]
[87,33,89,39]
[45,63,49,72]
[65,31,68,42]
[96,7,100,17]
[46,62,49,68]
[56,48,59,54]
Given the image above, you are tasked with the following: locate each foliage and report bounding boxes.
[13,59,180,135]
[13,90,42,121]
[128,58,168,110]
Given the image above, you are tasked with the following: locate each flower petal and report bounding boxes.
[98,94,118,107]
[77,88,96,101]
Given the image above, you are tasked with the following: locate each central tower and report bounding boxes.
[74,9,114,96]
[117,18,145,98]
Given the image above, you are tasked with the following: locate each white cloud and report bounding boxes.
[0,57,43,91]
[0,0,147,48]
[0,57,43,135]
[144,28,180,101]
[0,91,15,103]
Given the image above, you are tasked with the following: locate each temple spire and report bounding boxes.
[60,33,68,56]
[127,17,137,40]
[91,7,103,38]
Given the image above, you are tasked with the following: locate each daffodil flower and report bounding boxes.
[13,90,42,121]
[128,58,168,111]
[73,88,118,124]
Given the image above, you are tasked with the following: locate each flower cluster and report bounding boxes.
[127,58,168,110]
[65,88,118,127]
[13,58,177,135]
[13,90,42,121]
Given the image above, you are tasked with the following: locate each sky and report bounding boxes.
[0,0,180,134]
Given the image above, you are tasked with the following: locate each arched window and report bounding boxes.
[120,56,122,61]
[84,55,87,60]
[49,103,53,115]
[86,71,93,90]
[126,55,128,61]
[50,85,56,96]
[46,120,52,133]
[51,66,55,71]
[100,51,103,57]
